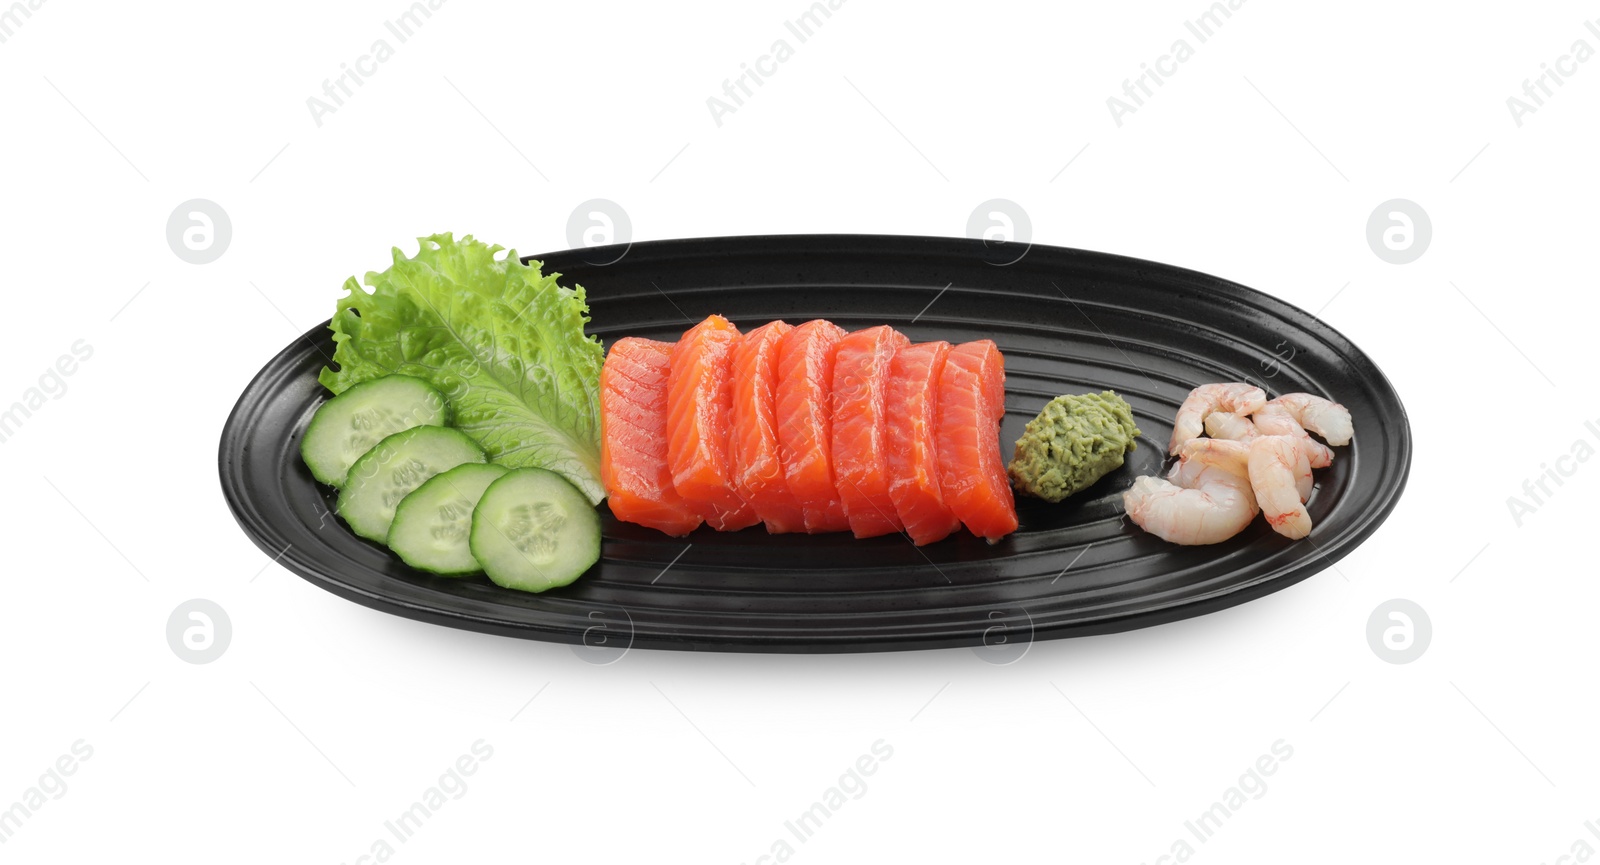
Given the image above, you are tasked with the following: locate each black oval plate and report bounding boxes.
[218,235,1411,653]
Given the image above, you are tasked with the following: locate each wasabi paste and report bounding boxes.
[1007,391,1141,502]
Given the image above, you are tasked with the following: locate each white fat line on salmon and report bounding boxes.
[740,740,893,865]
[706,0,847,127]
[1139,739,1294,865]
[1106,0,1249,128]
[1506,420,1600,527]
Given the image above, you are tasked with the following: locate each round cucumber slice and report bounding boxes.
[469,468,601,593]
[387,463,509,575]
[337,426,486,543]
[300,375,448,487]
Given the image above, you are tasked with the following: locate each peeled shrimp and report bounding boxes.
[1253,394,1352,468]
[1272,393,1353,445]
[1123,438,1258,545]
[1204,411,1259,442]
[1169,383,1267,455]
[1249,435,1311,539]
[1203,411,1312,502]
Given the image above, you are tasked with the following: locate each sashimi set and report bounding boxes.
[290,233,1358,597]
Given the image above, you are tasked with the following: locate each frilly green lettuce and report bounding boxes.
[319,233,605,503]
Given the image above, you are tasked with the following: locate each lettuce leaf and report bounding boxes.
[318,233,605,503]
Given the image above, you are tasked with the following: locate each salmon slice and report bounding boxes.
[886,341,962,545]
[667,315,761,531]
[729,320,807,534]
[776,319,851,533]
[936,340,1018,541]
[831,325,911,538]
[600,338,704,536]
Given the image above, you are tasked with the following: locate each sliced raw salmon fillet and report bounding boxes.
[831,325,911,538]
[936,340,1018,541]
[776,319,852,533]
[667,315,761,531]
[729,320,807,534]
[600,338,704,536]
[886,341,962,545]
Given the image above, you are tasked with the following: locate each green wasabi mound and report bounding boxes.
[1008,390,1141,502]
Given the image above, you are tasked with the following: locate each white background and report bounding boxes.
[2,0,1596,862]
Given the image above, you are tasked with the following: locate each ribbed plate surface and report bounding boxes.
[218,235,1411,652]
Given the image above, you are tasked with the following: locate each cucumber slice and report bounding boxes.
[387,463,509,575]
[301,375,448,487]
[470,468,601,593]
[338,426,486,543]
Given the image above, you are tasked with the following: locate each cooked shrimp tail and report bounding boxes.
[1289,440,1312,502]
[1261,393,1353,447]
[1124,438,1258,545]
[1169,383,1268,455]
[1249,435,1311,539]
[1203,411,1259,442]
[1252,399,1337,468]
[1204,410,1310,499]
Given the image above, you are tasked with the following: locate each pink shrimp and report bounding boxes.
[1248,435,1311,539]
[1124,438,1258,545]
[1253,394,1353,469]
[1169,383,1267,455]
[1204,411,1312,502]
